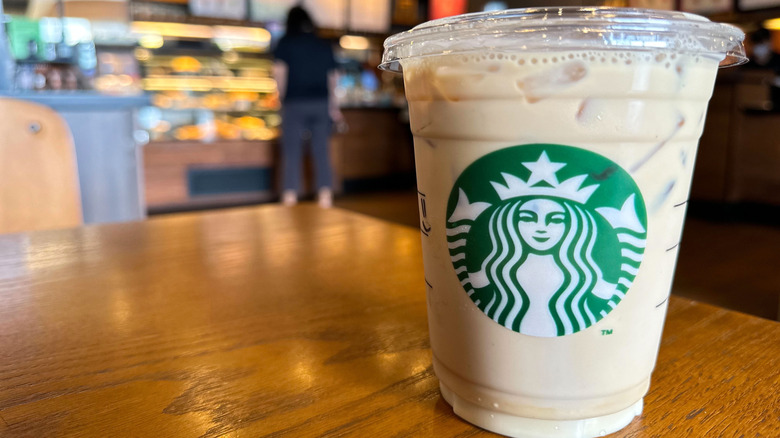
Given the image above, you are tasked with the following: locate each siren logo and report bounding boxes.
[446,144,648,337]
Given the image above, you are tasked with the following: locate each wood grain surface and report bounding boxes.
[0,205,777,437]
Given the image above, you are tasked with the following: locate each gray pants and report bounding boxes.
[281,99,333,193]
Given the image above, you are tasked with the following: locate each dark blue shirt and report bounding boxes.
[273,33,337,102]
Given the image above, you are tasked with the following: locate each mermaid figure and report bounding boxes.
[448,150,646,337]
[469,197,622,336]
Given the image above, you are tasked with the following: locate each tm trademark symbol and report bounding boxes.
[601,329,613,335]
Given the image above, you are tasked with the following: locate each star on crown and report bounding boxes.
[490,151,600,204]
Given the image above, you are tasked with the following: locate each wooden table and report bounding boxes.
[0,205,777,437]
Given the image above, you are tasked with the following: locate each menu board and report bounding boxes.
[628,0,675,10]
[681,0,733,13]
[250,0,388,32]
[350,0,391,33]
[306,0,347,30]
[250,0,346,28]
[250,0,296,23]
[739,0,780,10]
[190,0,248,20]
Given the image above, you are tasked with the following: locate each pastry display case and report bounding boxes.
[122,21,281,212]
[137,52,280,143]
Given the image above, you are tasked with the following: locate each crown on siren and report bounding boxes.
[489,151,599,203]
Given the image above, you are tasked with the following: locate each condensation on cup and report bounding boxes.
[380,8,745,438]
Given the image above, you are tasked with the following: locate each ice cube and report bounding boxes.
[518,61,588,103]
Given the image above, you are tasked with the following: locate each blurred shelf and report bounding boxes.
[130,16,271,28]
[152,107,277,112]
[142,75,276,92]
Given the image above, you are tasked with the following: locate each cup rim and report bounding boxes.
[379,7,747,72]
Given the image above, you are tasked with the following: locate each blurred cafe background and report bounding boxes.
[0,0,778,319]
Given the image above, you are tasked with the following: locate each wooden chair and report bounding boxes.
[0,98,82,233]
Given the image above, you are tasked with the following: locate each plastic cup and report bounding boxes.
[380,8,745,438]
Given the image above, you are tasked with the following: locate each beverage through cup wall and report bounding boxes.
[380,8,745,438]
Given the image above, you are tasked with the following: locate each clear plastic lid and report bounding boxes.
[380,7,746,72]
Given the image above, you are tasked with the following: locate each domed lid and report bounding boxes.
[380,7,746,71]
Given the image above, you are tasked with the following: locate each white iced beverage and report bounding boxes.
[381,8,745,438]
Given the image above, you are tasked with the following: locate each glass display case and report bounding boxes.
[92,20,283,144]
[137,52,280,142]
[101,21,283,213]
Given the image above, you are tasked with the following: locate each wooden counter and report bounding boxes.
[0,205,776,436]
[331,107,415,192]
[143,140,276,213]
[693,69,780,205]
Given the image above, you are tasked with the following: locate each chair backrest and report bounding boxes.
[0,98,83,234]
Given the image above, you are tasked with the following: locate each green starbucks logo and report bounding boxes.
[447,144,647,337]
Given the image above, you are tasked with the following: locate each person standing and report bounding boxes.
[273,6,343,208]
